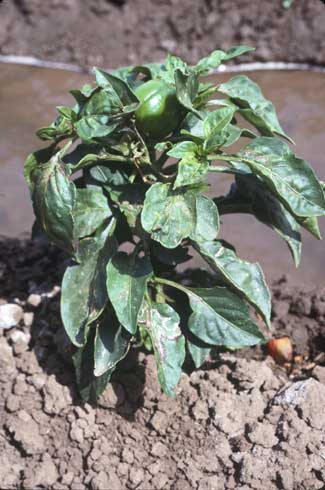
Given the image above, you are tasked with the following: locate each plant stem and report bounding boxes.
[154,276,189,295]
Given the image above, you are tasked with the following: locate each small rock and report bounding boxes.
[191,399,209,422]
[122,447,134,464]
[61,471,74,486]
[150,410,169,433]
[28,373,47,390]
[0,304,23,329]
[151,441,167,457]
[23,312,34,328]
[10,330,31,345]
[151,473,169,489]
[27,294,42,308]
[313,365,325,384]
[70,422,84,444]
[6,412,44,455]
[24,457,58,487]
[247,422,278,448]
[6,394,20,412]
[129,467,144,486]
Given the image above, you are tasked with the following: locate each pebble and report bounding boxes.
[27,294,42,308]
[0,304,23,329]
[10,330,31,345]
[23,312,34,327]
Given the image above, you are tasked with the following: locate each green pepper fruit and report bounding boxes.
[134,80,184,140]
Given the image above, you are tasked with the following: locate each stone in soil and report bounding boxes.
[0,303,23,329]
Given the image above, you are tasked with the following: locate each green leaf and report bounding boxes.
[75,115,121,141]
[36,114,73,141]
[174,157,209,189]
[181,112,206,142]
[142,184,219,248]
[24,144,56,192]
[194,240,271,326]
[32,148,76,254]
[168,141,209,189]
[228,175,302,267]
[236,137,325,218]
[187,339,211,369]
[72,330,112,403]
[203,106,236,151]
[141,183,195,248]
[167,141,198,158]
[174,68,201,119]
[75,87,128,140]
[93,68,140,113]
[218,75,292,142]
[190,195,219,243]
[89,165,130,186]
[146,303,185,397]
[107,183,147,228]
[194,46,255,74]
[61,222,117,347]
[73,187,112,239]
[187,287,265,348]
[106,252,153,335]
[164,54,189,83]
[297,215,322,240]
[94,310,131,377]
[203,106,236,138]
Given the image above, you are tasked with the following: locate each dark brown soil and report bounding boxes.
[1,1,325,69]
[1,238,325,490]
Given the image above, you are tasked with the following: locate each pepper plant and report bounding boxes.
[25,46,325,401]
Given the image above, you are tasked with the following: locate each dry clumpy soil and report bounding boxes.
[1,1,325,69]
[0,238,325,490]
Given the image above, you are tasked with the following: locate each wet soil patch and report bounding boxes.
[0,238,325,490]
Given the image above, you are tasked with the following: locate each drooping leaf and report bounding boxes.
[296,216,322,240]
[194,46,255,74]
[61,222,117,347]
[225,175,302,267]
[218,75,292,142]
[94,309,131,376]
[194,240,271,326]
[190,195,219,243]
[24,144,56,192]
[106,251,153,335]
[32,148,76,254]
[174,68,201,119]
[187,339,211,369]
[163,54,189,84]
[186,287,266,348]
[73,187,112,239]
[146,302,185,397]
[236,137,325,218]
[72,330,112,403]
[141,183,196,248]
[94,68,140,113]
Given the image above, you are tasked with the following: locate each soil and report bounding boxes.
[0,238,325,490]
[1,1,325,69]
